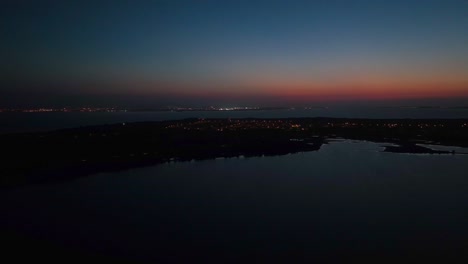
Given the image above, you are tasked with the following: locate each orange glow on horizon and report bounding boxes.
[157,82,468,102]
[77,76,468,102]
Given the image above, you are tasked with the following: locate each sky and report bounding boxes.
[1,0,468,107]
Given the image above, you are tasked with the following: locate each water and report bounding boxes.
[1,141,468,262]
[1,107,468,134]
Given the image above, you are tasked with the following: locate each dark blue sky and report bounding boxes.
[1,0,468,107]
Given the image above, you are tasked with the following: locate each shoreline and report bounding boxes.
[2,117,468,188]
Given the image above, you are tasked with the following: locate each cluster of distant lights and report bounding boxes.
[325,122,451,128]
[218,107,260,111]
[162,119,468,131]
[0,106,281,112]
[163,119,305,131]
[0,107,127,113]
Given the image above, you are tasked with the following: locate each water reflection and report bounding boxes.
[1,141,468,262]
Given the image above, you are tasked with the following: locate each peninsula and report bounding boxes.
[1,118,468,188]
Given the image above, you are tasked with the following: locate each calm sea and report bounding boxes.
[1,107,468,134]
[1,141,468,262]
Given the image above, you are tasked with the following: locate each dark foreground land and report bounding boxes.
[1,118,468,187]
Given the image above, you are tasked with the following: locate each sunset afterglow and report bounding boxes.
[1,0,468,107]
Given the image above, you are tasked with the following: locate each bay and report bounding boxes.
[1,141,467,262]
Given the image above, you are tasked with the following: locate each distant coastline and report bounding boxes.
[0,106,328,113]
[2,105,468,114]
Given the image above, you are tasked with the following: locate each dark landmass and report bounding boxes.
[0,106,317,113]
[383,144,452,154]
[1,117,468,188]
